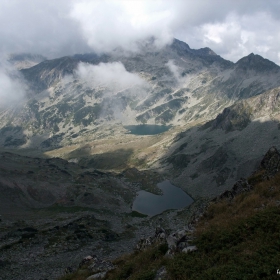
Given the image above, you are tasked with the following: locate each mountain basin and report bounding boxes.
[124,124,171,135]
[132,180,193,216]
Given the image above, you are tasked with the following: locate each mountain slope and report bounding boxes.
[60,147,280,280]
[1,39,280,153]
[160,86,280,198]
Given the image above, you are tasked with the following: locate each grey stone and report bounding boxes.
[86,272,107,279]
[182,245,197,253]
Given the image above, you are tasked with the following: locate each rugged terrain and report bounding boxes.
[89,147,280,280]
[1,38,280,279]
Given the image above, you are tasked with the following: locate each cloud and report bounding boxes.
[166,60,184,85]
[0,0,91,58]
[0,0,279,64]
[74,61,149,122]
[0,59,27,107]
[183,12,280,64]
[75,61,147,92]
[69,0,175,53]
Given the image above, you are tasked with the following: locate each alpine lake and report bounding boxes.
[124,124,171,135]
[132,180,193,216]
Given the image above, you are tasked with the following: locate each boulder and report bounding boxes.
[86,272,107,280]
[182,245,197,253]
[88,256,114,274]
[79,255,94,268]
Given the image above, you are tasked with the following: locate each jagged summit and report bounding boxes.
[235,52,280,72]
[170,38,217,56]
[195,47,217,56]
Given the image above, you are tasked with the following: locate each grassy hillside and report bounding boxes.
[61,147,280,280]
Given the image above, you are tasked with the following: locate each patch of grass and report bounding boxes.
[129,211,148,218]
[167,207,280,280]
[59,269,92,280]
[106,243,168,280]
[37,204,96,214]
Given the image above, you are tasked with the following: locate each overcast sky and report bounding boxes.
[1,0,280,64]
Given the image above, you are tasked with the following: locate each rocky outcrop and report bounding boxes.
[211,102,252,132]
[76,255,114,279]
[214,147,280,202]
[136,226,196,256]
[166,228,197,255]
[258,146,280,179]
[215,178,253,201]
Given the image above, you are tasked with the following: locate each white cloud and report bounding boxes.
[166,60,184,85]
[70,0,175,53]
[0,61,27,107]
[74,61,149,122]
[75,61,147,92]
[0,0,91,58]
[0,0,279,64]
[192,12,280,63]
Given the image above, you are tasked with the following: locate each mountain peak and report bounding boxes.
[195,47,217,56]
[171,38,217,57]
[235,52,279,72]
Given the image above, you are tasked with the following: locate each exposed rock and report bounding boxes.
[211,103,252,132]
[135,226,167,251]
[216,178,252,201]
[136,236,154,251]
[86,272,107,279]
[258,146,280,179]
[154,266,168,280]
[182,245,197,253]
[78,255,114,280]
[88,257,114,274]
[167,154,191,168]
[64,267,74,274]
[79,255,94,268]
[166,228,194,255]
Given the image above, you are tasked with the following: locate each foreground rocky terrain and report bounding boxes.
[57,146,280,280]
[0,151,204,279]
[1,38,280,279]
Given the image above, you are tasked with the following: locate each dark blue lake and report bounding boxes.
[132,180,193,216]
[124,125,171,135]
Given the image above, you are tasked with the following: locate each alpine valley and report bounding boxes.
[1,38,280,279]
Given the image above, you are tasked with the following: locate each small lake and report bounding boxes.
[124,125,171,135]
[132,180,193,216]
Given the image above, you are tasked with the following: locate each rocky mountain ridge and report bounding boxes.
[1,39,280,152]
[1,37,280,279]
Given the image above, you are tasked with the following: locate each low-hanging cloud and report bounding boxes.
[0,60,27,108]
[75,62,147,92]
[74,61,149,123]
[166,60,184,85]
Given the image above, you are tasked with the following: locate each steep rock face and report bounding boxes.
[161,87,280,199]
[21,56,79,91]
[209,87,280,132]
[210,103,252,132]
[258,146,280,178]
